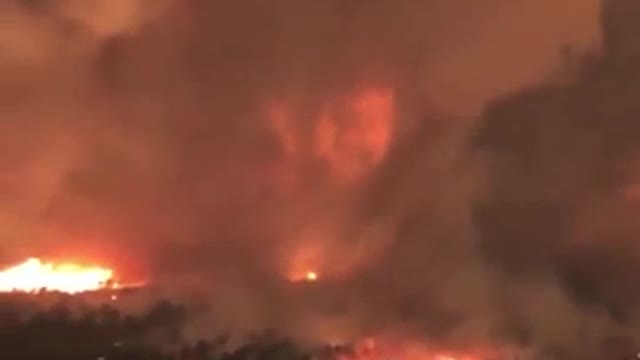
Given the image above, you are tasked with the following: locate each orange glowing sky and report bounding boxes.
[313,88,395,183]
[267,86,395,190]
[268,86,396,283]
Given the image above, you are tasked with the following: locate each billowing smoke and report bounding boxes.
[5,0,639,358]
[468,0,640,357]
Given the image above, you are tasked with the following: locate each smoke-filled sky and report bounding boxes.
[5,0,640,358]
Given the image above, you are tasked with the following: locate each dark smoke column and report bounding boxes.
[472,0,640,356]
[602,0,640,60]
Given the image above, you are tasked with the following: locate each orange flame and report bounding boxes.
[335,337,486,360]
[0,258,115,294]
[287,270,319,283]
[305,271,318,282]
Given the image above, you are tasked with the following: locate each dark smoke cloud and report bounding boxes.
[469,0,640,357]
[0,0,624,357]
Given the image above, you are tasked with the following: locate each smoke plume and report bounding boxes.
[6,0,640,358]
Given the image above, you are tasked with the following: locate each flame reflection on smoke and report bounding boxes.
[267,86,395,190]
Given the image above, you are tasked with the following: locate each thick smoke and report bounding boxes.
[2,0,632,357]
[470,0,640,357]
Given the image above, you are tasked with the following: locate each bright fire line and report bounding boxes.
[0,258,115,294]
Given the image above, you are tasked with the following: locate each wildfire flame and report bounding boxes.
[304,271,318,282]
[331,337,490,360]
[288,270,319,283]
[0,258,116,294]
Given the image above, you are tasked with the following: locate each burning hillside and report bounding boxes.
[320,337,506,360]
[0,258,116,294]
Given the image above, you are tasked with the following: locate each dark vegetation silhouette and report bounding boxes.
[0,297,311,360]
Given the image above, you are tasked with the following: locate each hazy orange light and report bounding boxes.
[312,87,395,183]
[0,258,115,294]
[306,271,318,282]
[433,355,461,360]
[266,86,395,190]
[287,269,320,283]
[337,337,484,360]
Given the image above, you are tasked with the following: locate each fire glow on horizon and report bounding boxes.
[0,258,116,294]
[287,270,319,283]
[305,271,318,282]
[336,337,485,360]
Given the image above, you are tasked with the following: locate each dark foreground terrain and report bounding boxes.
[0,292,639,360]
[0,294,310,360]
